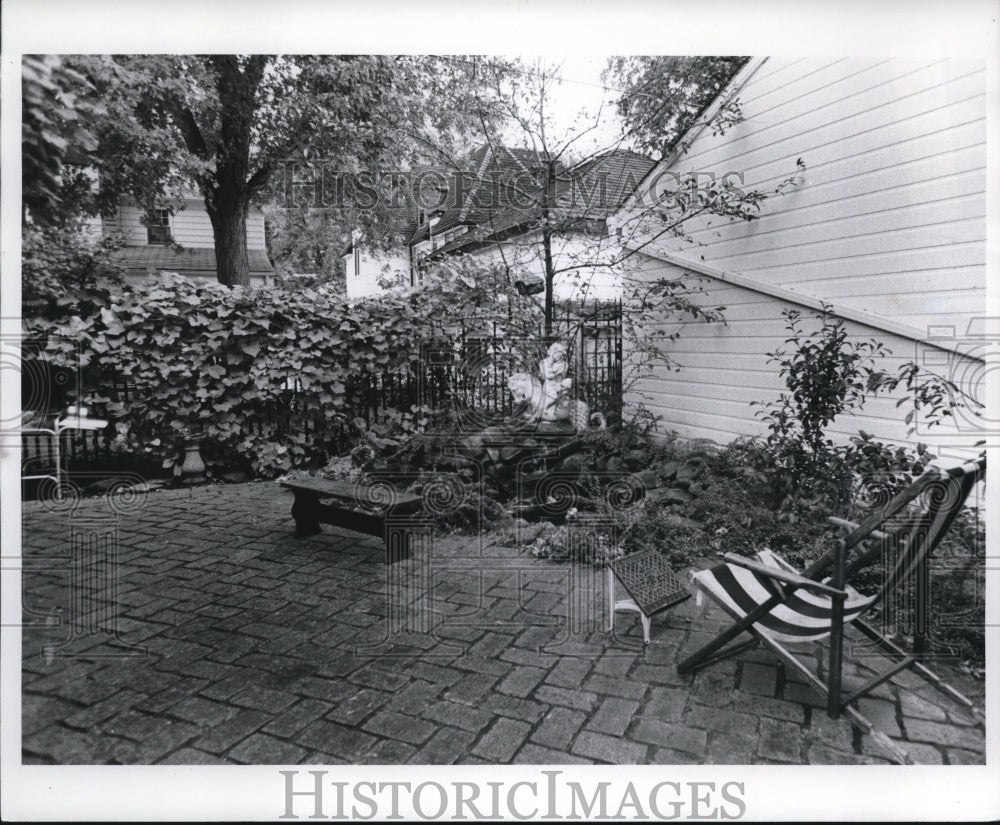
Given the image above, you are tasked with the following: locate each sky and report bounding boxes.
[500,56,631,161]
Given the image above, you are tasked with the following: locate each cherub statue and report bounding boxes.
[507,341,576,427]
[537,342,573,422]
[507,372,545,423]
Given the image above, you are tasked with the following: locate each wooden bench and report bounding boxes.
[280,477,425,564]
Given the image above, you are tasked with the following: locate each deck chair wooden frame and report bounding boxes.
[678,456,985,764]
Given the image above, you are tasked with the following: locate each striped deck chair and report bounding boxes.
[678,456,985,764]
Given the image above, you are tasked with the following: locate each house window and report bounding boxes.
[353,248,361,277]
[145,209,171,244]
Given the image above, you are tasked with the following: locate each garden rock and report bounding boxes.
[651,487,693,506]
[510,519,559,544]
[675,462,704,487]
[83,478,122,495]
[631,469,660,490]
[606,456,626,474]
[658,459,680,481]
[559,453,584,472]
[500,445,525,462]
[220,470,247,484]
[624,449,649,470]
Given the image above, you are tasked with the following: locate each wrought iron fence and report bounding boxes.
[23,300,622,479]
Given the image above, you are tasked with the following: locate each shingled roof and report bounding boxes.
[114,246,274,278]
[409,145,561,242]
[430,148,655,256]
[352,146,655,259]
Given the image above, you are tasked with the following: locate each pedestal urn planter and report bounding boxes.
[179,433,207,484]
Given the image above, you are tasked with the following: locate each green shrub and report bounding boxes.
[528,522,629,567]
[22,224,126,328]
[406,472,508,534]
[619,504,710,569]
[37,266,520,477]
[751,305,976,514]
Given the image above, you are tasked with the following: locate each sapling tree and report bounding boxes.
[398,55,805,393]
[752,305,983,511]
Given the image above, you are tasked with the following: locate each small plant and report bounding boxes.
[320,454,364,483]
[527,521,628,566]
[751,306,888,508]
[406,472,508,534]
[751,305,978,514]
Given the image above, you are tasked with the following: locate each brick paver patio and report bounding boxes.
[19,482,986,765]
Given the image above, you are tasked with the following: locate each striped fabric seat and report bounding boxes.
[679,457,985,764]
[692,559,877,644]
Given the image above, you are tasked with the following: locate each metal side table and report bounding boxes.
[607,549,691,644]
[21,407,109,495]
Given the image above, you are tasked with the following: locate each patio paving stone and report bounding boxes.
[409,726,478,764]
[530,706,587,750]
[572,730,648,764]
[586,696,640,737]
[18,480,986,766]
[472,717,532,762]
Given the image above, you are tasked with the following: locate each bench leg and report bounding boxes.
[290,491,323,538]
[607,566,615,632]
[384,522,414,564]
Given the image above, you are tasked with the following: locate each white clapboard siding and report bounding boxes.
[167,207,215,248]
[113,201,268,249]
[695,182,985,263]
[115,205,152,246]
[624,255,984,458]
[246,211,267,249]
[678,61,983,173]
[629,57,986,336]
[344,249,411,300]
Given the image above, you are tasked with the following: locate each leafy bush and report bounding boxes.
[752,305,977,514]
[38,266,517,476]
[574,405,674,471]
[617,504,709,569]
[751,306,889,508]
[406,472,508,534]
[22,224,126,327]
[528,521,628,567]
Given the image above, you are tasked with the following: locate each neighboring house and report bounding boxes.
[342,210,417,299]
[423,147,656,302]
[343,145,655,301]
[617,57,987,454]
[102,197,274,285]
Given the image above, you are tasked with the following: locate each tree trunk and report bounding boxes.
[204,56,265,287]
[208,196,251,287]
[542,160,556,339]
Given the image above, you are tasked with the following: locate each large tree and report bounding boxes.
[21,54,105,227]
[606,56,750,160]
[69,54,506,286]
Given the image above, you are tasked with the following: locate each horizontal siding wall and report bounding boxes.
[345,250,411,299]
[113,203,268,250]
[469,234,621,301]
[168,207,215,248]
[634,58,986,335]
[624,255,984,460]
[246,211,267,249]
